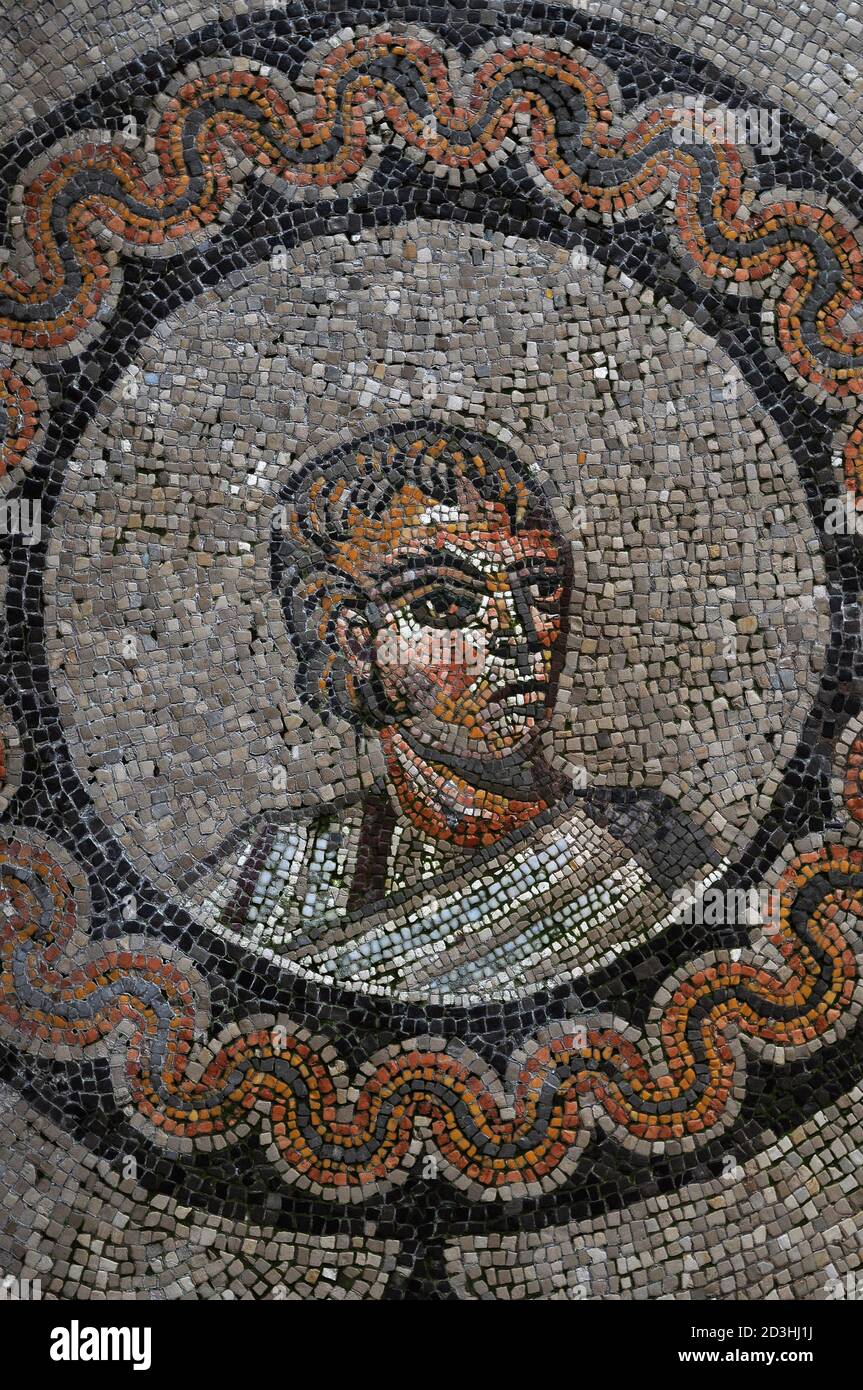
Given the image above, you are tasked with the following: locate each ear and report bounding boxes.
[334,605,374,685]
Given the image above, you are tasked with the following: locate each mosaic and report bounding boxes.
[1,0,863,1302]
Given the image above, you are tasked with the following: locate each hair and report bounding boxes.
[270,419,567,728]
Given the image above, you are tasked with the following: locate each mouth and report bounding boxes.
[494,679,546,703]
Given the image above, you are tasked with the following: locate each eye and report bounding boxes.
[407,586,483,629]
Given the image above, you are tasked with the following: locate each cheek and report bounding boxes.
[435,636,487,704]
[372,626,412,696]
[374,625,487,705]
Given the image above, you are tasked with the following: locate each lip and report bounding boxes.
[495,680,545,702]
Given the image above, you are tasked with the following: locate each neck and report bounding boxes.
[380,725,550,850]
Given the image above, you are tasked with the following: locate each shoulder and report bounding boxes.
[181,804,373,948]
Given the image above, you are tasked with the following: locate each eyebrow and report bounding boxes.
[371,546,562,590]
[373,549,487,590]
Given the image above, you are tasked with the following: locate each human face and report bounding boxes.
[333,482,564,762]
